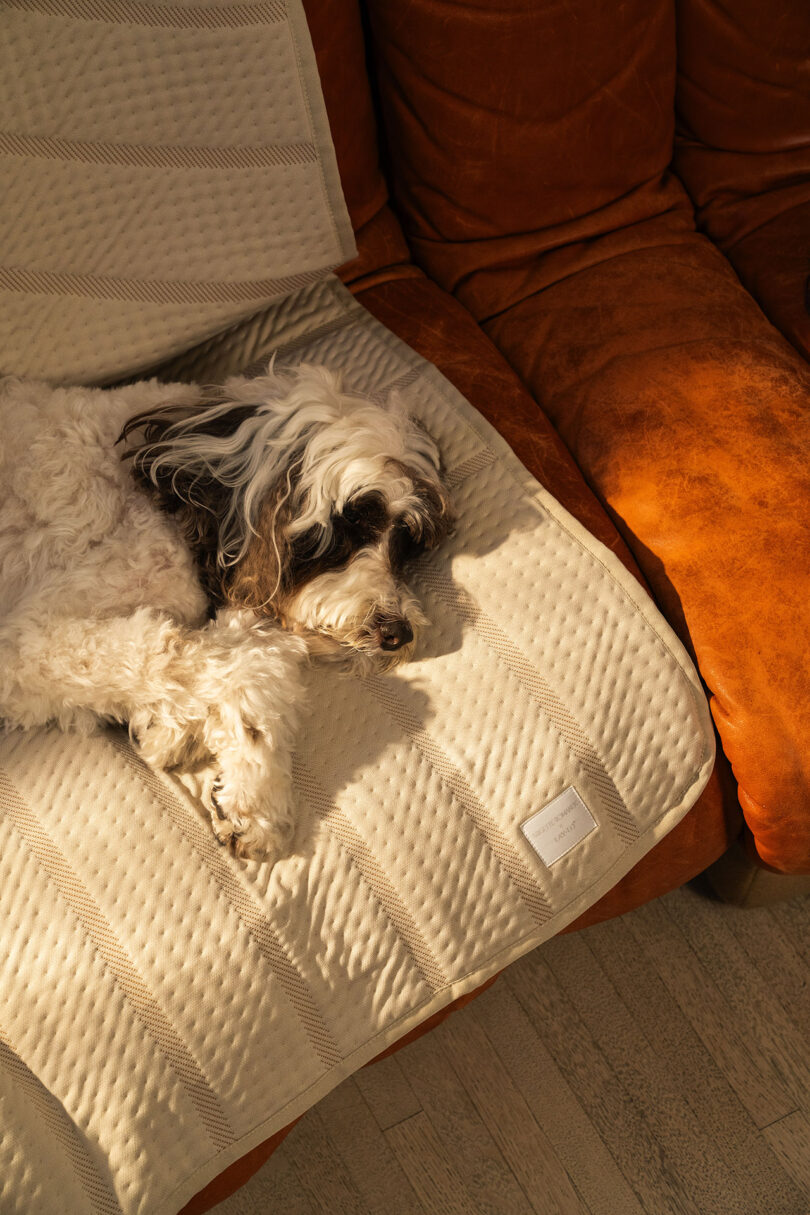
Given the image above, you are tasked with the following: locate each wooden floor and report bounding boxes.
[215,881,810,1215]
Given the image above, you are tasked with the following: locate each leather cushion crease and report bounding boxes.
[717,203,810,365]
[363,0,810,876]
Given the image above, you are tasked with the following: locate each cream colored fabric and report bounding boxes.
[0,278,715,1215]
[0,0,355,384]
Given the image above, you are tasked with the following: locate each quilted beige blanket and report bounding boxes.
[0,278,715,1213]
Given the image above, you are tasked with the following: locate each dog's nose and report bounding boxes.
[376,619,414,651]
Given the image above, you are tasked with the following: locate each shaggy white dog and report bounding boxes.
[0,364,452,858]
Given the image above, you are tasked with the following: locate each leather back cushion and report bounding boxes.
[361,0,695,317]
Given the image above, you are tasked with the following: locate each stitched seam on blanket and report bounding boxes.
[293,758,449,993]
[0,132,318,171]
[444,447,498,488]
[367,366,422,401]
[360,676,555,925]
[0,266,328,306]
[417,569,641,846]
[0,769,234,1151]
[0,1029,122,1214]
[111,739,342,1070]
[4,0,286,29]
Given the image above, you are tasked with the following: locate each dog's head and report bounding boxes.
[120,363,454,668]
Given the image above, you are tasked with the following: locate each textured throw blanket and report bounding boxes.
[0,278,715,1213]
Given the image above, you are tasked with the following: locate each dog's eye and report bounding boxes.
[286,494,390,583]
[339,493,388,544]
[289,523,354,577]
[390,520,425,565]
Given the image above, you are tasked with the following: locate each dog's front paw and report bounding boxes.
[210,763,297,862]
[130,707,206,771]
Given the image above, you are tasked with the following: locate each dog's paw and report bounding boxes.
[210,765,296,862]
[130,708,206,771]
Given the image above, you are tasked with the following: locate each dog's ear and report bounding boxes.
[119,398,260,606]
[118,398,259,460]
[118,398,257,516]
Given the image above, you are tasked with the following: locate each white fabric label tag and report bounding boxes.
[521,787,597,866]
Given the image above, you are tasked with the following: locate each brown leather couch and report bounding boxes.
[180,0,810,1208]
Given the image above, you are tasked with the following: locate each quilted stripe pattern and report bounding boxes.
[0,1030,123,1215]
[0,0,355,383]
[0,278,714,1214]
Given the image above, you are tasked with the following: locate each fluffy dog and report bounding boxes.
[0,363,453,858]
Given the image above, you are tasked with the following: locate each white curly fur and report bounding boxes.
[0,366,450,860]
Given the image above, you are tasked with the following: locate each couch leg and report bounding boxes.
[704,840,810,908]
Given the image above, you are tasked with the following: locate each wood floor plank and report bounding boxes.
[665,885,810,1120]
[770,897,810,966]
[715,901,810,1047]
[395,1028,535,1215]
[353,1053,422,1131]
[505,945,697,1215]
[440,1003,588,1215]
[223,1133,318,1215]
[587,914,805,1215]
[385,1110,477,1215]
[631,897,797,1128]
[313,1077,422,1215]
[541,929,742,1215]
[281,1106,372,1215]
[764,1112,810,1198]
[472,981,643,1215]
